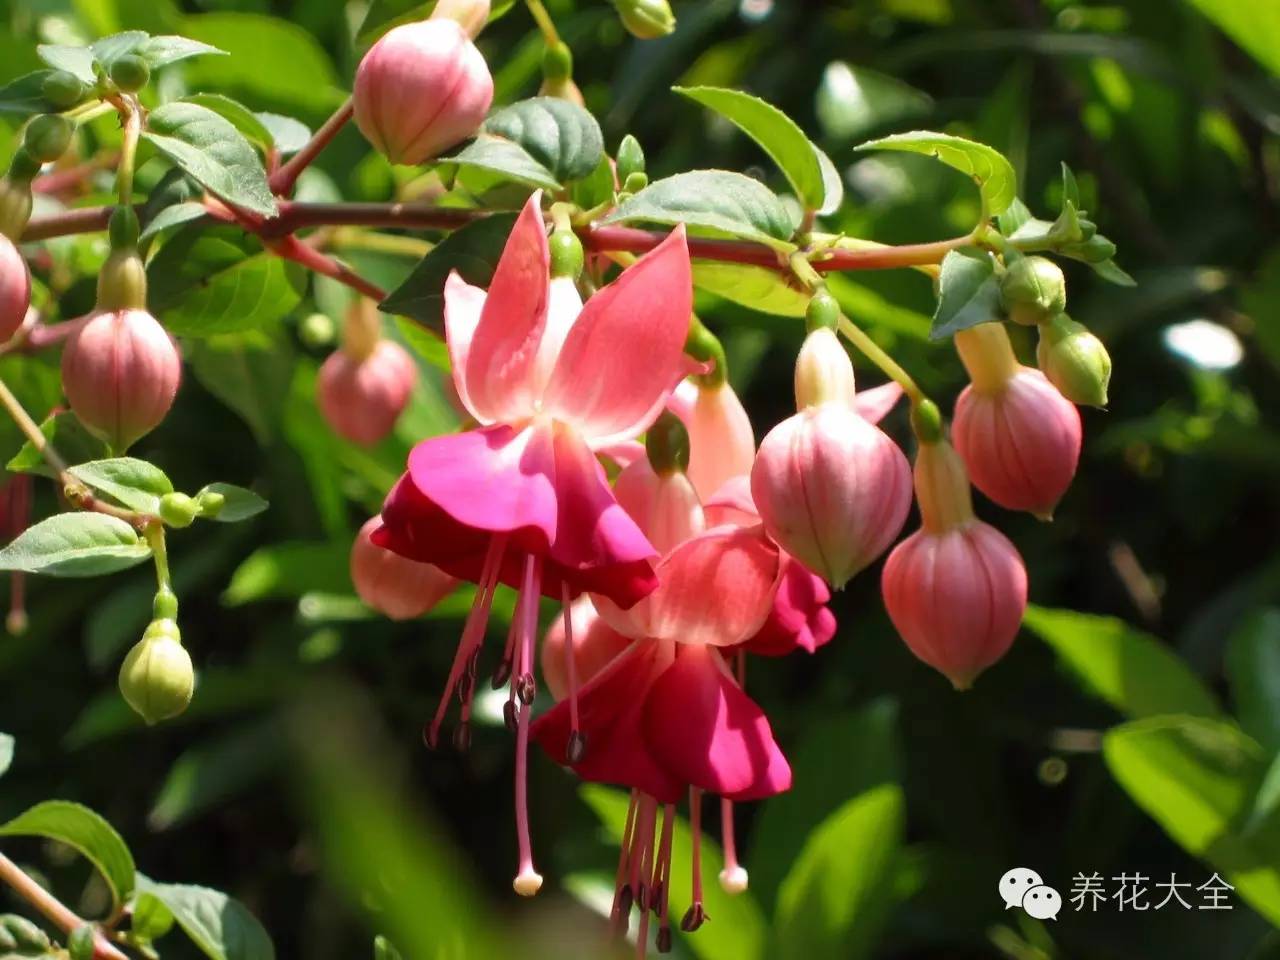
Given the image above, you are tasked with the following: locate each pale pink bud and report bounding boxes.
[318,340,417,446]
[751,403,911,589]
[351,517,457,620]
[676,379,755,501]
[431,0,491,39]
[540,596,631,701]
[61,309,181,450]
[794,327,856,409]
[613,456,704,555]
[952,367,1082,520]
[353,20,494,166]
[0,234,30,344]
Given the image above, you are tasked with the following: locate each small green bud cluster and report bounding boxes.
[0,914,52,954]
[616,135,647,194]
[23,114,73,163]
[549,228,584,279]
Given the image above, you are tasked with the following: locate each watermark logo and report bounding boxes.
[999,867,1062,920]
[1001,868,1236,916]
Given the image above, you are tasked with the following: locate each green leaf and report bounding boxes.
[381,213,518,333]
[393,316,450,372]
[675,86,827,210]
[0,513,151,577]
[0,70,57,117]
[1227,609,1280,751]
[1104,716,1280,926]
[68,458,174,514]
[482,97,604,184]
[36,45,97,85]
[0,734,12,778]
[355,0,438,49]
[773,785,905,960]
[0,801,136,911]
[148,226,305,336]
[7,414,111,480]
[88,30,149,67]
[139,201,207,243]
[692,261,808,317]
[1060,162,1080,210]
[1185,0,1280,79]
[135,878,275,960]
[256,113,310,155]
[196,483,267,523]
[579,785,766,960]
[856,130,1017,216]
[128,892,176,944]
[929,248,1000,340]
[815,63,932,142]
[1024,605,1219,719]
[814,146,844,216]
[442,135,560,191]
[997,197,1033,236]
[133,35,227,69]
[570,153,615,210]
[183,94,274,152]
[1090,258,1138,287]
[606,170,797,250]
[187,331,294,443]
[143,102,277,217]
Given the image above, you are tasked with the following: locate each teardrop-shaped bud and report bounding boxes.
[353,20,493,165]
[118,619,194,724]
[318,340,417,446]
[1000,256,1066,326]
[611,0,676,38]
[350,516,458,620]
[794,326,856,409]
[0,234,30,343]
[1036,313,1111,408]
[62,309,181,450]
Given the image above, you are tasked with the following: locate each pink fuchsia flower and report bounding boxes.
[952,322,1081,520]
[350,517,457,620]
[318,339,417,446]
[353,19,493,166]
[0,234,30,343]
[669,377,755,501]
[881,438,1027,689]
[375,193,693,894]
[751,327,912,589]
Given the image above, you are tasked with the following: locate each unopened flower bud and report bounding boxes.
[0,176,33,239]
[678,379,754,501]
[353,20,493,165]
[620,171,647,194]
[119,619,194,724]
[1036,314,1111,408]
[68,924,95,960]
[541,41,573,82]
[159,492,198,528]
[96,249,147,310]
[804,289,841,333]
[549,229,584,279]
[794,326,855,409]
[24,114,73,163]
[43,70,87,109]
[62,309,182,451]
[351,517,458,619]
[109,55,150,92]
[611,0,676,38]
[0,234,31,343]
[1000,256,1066,326]
[108,206,141,251]
[317,340,417,446]
[616,135,645,184]
[195,489,225,519]
[431,0,491,39]
[1,914,50,952]
[644,410,690,475]
[298,312,336,348]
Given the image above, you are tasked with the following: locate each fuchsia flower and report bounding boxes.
[670,378,755,501]
[374,193,693,894]
[318,339,417,446]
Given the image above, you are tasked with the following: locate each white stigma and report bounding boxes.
[513,869,544,897]
[718,865,749,895]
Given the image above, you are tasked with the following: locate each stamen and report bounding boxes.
[628,797,657,921]
[718,797,748,894]
[511,553,544,897]
[610,791,640,935]
[561,582,584,763]
[682,788,707,932]
[653,803,674,923]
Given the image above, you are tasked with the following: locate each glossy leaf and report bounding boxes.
[68,459,174,515]
[183,94,275,153]
[0,801,136,910]
[196,483,268,523]
[140,201,207,243]
[1227,609,1280,750]
[0,70,57,117]
[482,97,604,183]
[0,513,152,577]
[856,130,1017,215]
[929,248,1000,340]
[136,878,275,960]
[442,134,560,191]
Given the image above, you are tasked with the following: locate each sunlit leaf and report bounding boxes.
[0,801,136,911]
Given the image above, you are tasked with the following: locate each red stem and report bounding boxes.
[268,99,355,197]
[267,235,387,302]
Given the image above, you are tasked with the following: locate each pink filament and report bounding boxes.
[513,552,543,885]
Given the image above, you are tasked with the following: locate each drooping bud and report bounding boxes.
[953,321,1017,394]
[540,596,631,701]
[952,366,1082,520]
[96,249,147,311]
[159,492,199,528]
[0,234,30,343]
[431,0,491,39]
[1036,313,1111,408]
[614,454,704,555]
[109,54,150,93]
[794,326,855,409]
[804,289,841,333]
[62,309,182,451]
[881,440,1027,689]
[317,339,417,446]
[1000,256,1066,326]
[118,618,194,724]
[23,114,73,163]
[353,20,493,166]
[680,379,754,502]
[611,0,676,38]
[350,517,458,620]
[43,70,86,110]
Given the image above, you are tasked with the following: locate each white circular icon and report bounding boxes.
[998,867,1044,910]
[1022,883,1062,920]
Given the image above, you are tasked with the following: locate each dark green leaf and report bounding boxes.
[135,878,275,960]
[148,226,305,336]
[442,135,560,191]
[606,170,797,250]
[482,97,604,183]
[381,213,518,332]
[355,1,438,49]
[1090,258,1138,286]
[129,892,176,944]
[88,31,150,67]
[0,801,136,910]
[856,130,1017,216]
[0,734,12,778]
[36,45,97,85]
[143,102,277,217]
[0,70,57,117]
[570,153,615,210]
[929,248,1000,340]
[1227,609,1280,751]
[139,202,207,242]
[68,459,174,514]
[0,513,152,577]
[187,331,294,443]
[675,85,827,210]
[7,412,112,479]
[197,483,268,523]
[183,94,273,152]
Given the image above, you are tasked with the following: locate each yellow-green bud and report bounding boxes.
[43,71,87,110]
[616,135,645,184]
[805,289,841,333]
[542,41,573,82]
[1,915,51,952]
[0,176,33,240]
[68,923,95,960]
[1000,256,1066,326]
[298,312,336,349]
[196,489,226,519]
[24,114,73,163]
[1036,314,1111,408]
[159,492,198,528]
[119,619,194,725]
[611,0,676,38]
[96,250,148,310]
[549,229,584,279]
[621,171,647,194]
[109,206,140,250]
[109,55,150,93]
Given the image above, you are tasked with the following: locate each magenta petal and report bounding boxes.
[643,644,792,801]
[743,555,836,656]
[542,226,693,446]
[461,194,550,421]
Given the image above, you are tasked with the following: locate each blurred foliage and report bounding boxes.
[0,0,1279,958]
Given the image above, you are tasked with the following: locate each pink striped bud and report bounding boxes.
[61,309,181,451]
[952,323,1081,519]
[0,234,29,343]
[350,517,458,620]
[353,20,493,166]
[317,340,417,446]
[881,441,1027,689]
[751,328,911,588]
[540,596,631,701]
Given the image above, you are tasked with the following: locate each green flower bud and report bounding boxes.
[109,206,140,251]
[109,55,150,93]
[1,914,51,952]
[23,114,73,163]
[119,619,194,725]
[196,489,226,519]
[805,289,841,333]
[43,70,87,110]
[611,0,676,38]
[620,171,647,194]
[159,492,198,528]
[1036,314,1112,408]
[542,41,573,82]
[1000,256,1066,326]
[68,923,96,960]
[0,175,34,240]
[910,398,943,445]
[96,250,148,310]
[616,135,645,184]
[6,148,41,183]
[153,586,179,621]
[1062,234,1116,263]
[0,921,15,952]
[645,410,689,475]
[298,312,336,349]
[549,229,584,279]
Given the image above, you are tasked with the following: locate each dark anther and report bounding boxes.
[452,721,471,752]
[656,927,673,953]
[617,884,633,917]
[516,672,536,705]
[491,657,512,689]
[503,699,517,733]
[680,902,707,932]
[566,730,587,764]
[636,882,649,912]
[422,723,439,750]
[650,881,663,914]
